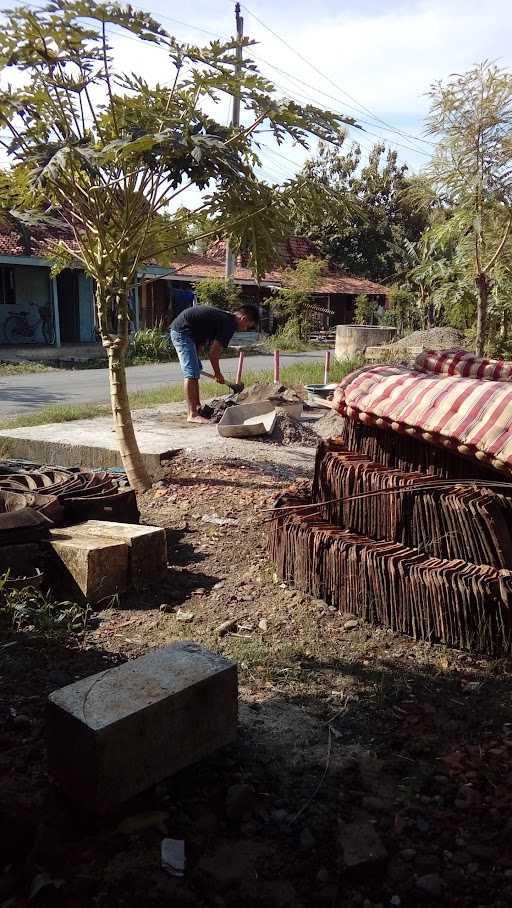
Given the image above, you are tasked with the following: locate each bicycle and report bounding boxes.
[3,302,55,345]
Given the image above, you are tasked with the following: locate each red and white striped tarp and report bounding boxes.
[333,361,512,473]
[415,349,512,381]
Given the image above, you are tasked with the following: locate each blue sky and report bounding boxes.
[1,0,511,186]
[110,0,512,179]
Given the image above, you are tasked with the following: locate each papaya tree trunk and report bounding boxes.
[475,272,489,358]
[97,288,152,491]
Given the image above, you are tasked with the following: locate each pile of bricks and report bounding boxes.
[269,435,512,655]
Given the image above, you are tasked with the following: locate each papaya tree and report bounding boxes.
[0,0,357,490]
[427,63,512,356]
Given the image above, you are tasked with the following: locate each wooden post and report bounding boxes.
[324,349,331,385]
[236,350,245,384]
[274,349,280,383]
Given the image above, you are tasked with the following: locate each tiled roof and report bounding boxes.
[207,235,320,268]
[171,253,388,297]
[0,222,388,297]
[0,222,76,258]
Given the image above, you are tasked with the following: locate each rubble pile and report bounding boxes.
[235,382,304,406]
[202,382,306,427]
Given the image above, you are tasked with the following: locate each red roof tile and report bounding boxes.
[0,222,76,258]
[207,235,320,268]
[0,223,388,297]
[171,253,388,297]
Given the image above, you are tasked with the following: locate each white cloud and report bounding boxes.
[108,0,512,177]
[245,0,512,146]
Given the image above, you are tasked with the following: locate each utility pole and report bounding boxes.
[224,2,243,281]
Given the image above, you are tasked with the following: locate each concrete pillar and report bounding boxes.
[51,276,61,347]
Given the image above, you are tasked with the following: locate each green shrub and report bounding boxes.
[128,327,174,363]
[264,316,311,352]
[194,278,242,310]
[354,294,380,326]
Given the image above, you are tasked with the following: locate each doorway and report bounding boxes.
[57,269,80,343]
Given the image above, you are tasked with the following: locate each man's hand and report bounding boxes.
[209,340,225,385]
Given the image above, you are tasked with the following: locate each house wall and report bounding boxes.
[0,261,96,346]
[0,264,52,344]
[78,273,95,342]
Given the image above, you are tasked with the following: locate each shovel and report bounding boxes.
[200,369,244,394]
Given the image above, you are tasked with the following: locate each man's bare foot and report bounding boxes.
[187,414,210,424]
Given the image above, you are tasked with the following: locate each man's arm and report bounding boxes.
[209,340,225,384]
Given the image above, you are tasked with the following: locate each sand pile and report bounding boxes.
[391,326,465,351]
[315,410,346,439]
[264,413,319,447]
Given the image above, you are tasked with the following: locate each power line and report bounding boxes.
[251,69,429,161]
[240,3,435,153]
[250,50,435,149]
[1,4,432,166]
[254,64,430,161]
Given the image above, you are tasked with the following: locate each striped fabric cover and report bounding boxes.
[333,363,512,472]
[415,349,512,381]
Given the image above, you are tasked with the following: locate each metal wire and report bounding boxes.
[263,478,512,515]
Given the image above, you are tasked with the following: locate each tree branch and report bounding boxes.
[484,215,512,272]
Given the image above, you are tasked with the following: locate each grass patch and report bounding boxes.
[260,335,322,353]
[0,402,109,429]
[0,358,361,430]
[0,574,89,637]
[0,361,53,376]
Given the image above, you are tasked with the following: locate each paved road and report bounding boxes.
[0,352,325,419]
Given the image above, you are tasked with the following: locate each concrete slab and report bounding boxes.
[48,534,128,601]
[0,403,322,475]
[51,520,167,588]
[46,642,238,812]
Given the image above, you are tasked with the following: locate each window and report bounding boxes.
[0,266,15,305]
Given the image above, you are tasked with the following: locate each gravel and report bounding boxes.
[391,327,465,351]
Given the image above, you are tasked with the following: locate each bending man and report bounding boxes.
[170,303,259,423]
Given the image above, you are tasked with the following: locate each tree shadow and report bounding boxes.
[2,622,512,908]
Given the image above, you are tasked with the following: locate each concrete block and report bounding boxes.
[48,535,128,602]
[46,642,238,813]
[51,521,167,588]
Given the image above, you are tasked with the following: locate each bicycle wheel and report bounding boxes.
[3,315,30,344]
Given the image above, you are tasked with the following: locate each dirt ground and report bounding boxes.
[2,439,512,908]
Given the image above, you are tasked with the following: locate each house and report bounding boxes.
[138,237,389,333]
[0,223,388,348]
[0,224,95,346]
